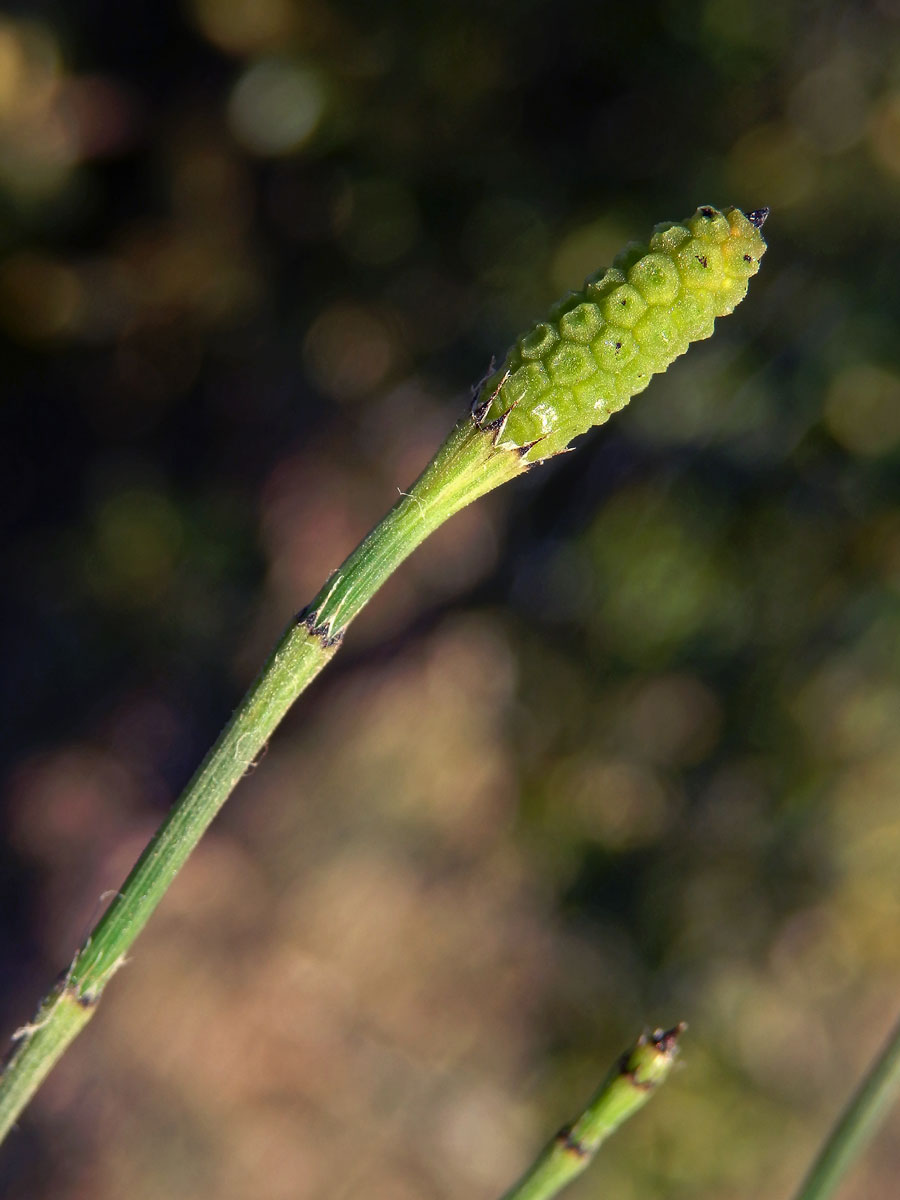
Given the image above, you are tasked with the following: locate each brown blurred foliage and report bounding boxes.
[1,1,900,1197]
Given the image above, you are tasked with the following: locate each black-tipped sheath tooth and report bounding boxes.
[746,207,770,229]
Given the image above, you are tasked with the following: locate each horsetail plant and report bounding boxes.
[496,1012,900,1200]
[0,206,768,1166]
[499,1025,686,1200]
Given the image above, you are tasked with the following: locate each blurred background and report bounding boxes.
[1,1,899,1197]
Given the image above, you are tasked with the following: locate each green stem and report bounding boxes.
[0,416,526,1145]
[308,415,525,633]
[498,1025,685,1200]
[791,1013,900,1200]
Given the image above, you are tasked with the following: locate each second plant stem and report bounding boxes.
[791,1012,900,1200]
[499,1025,685,1200]
[0,415,526,1144]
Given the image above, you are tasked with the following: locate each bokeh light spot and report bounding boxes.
[303,303,397,399]
[788,56,868,155]
[0,251,83,340]
[89,486,185,605]
[333,177,420,265]
[555,756,674,850]
[728,121,818,209]
[229,57,327,156]
[868,90,900,178]
[190,0,299,56]
[0,17,81,201]
[624,674,722,766]
[824,363,900,457]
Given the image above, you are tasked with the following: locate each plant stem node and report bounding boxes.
[297,606,345,648]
